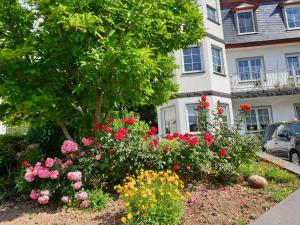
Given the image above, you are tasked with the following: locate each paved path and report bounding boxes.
[257,152,300,176]
[250,188,300,225]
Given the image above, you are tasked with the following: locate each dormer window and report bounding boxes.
[236,11,255,34]
[284,6,300,29]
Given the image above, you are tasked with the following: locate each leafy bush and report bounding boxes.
[115,170,185,225]
[270,187,293,203]
[86,189,111,211]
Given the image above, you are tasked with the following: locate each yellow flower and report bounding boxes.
[127,213,133,220]
[186,191,191,196]
[121,217,127,223]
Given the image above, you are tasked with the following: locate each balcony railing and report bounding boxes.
[230,68,300,92]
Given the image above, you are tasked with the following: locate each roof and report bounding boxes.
[221,0,300,45]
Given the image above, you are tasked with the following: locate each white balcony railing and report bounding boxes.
[230,68,300,92]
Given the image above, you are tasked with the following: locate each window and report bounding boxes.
[286,54,300,76]
[219,104,230,125]
[187,104,199,132]
[236,11,255,34]
[263,124,278,141]
[237,57,263,81]
[295,104,300,120]
[212,46,224,73]
[207,6,218,22]
[182,47,202,73]
[285,6,300,29]
[162,107,177,134]
[246,107,272,132]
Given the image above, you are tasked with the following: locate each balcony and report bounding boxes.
[230,68,300,93]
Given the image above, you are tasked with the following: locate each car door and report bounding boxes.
[263,124,278,153]
[274,125,291,159]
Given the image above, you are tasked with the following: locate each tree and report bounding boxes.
[0,0,204,139]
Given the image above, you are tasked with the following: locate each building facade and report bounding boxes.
[157,0,300,136]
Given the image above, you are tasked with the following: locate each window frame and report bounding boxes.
[161,106,177,135]
[295,104,300,120]
[245,106,273,133]
[181,46,204,74]
[286,53,300,77]
[207,5,219,23]
[186,104,199,133]
[236,56,264,82]
[219,103,231,126]
[211,45,225,74]
[236,10,256,35]
[284,5,300,30]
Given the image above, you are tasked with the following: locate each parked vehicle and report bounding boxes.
[262,121,300,165]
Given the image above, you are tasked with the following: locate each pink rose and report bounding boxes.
[37,195,49,205]
[61,196,69,203]
[61,140,78,154]
[24,171,35,182]
[38,168,50,179]
[40,190,49,196]
[66,160,73,166]
[30,190,39,200]
[50,170,59,179]
[67,171,82,181]
[76,191,88,201]
[81,137,93,147]
[45,158,54,168]
[79,200,90,209]
[95,155,101,161]
[72,182,82,190]
[96,144,101,150]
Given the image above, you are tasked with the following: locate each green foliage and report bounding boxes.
[270,187,294,203]
[116,170,185,225]
[0,0,204,136]
[239,161,298,184]
[86,189,111,211]
[18,145,44,165]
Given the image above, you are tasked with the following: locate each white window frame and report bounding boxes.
[295,104,300,120]
[186,104,199,133]
[219,103,231,125]
[246,106,272,132]
[284,5,300,30]
[286,53,300,77]
[207,5,218,23]
[161,106,177,135]
[181,46,204,74]
[236,10,256,35]
[236,57,264,82]
[211,45,224,74]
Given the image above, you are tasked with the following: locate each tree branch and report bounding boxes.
[54,118,73,140]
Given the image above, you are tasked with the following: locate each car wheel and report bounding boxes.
[290,151,300,166]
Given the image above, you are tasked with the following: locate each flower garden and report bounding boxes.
[0,97,299,225]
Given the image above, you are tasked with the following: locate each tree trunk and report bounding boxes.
[55,118,73,140]
[95,87,103,122]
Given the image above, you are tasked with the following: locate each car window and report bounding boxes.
[276,124,289,137]
[288,123,300,135]
[264,124,277,140]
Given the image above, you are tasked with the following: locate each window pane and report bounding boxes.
[207,7,217,22]
[187,105,198,132]
[246,109,257,131]
[163,108,177,134]
[238,60,250,80]
[220,104,230,125]
[250,58,262,79]
[183,47,202,72]
[296,105,300,120]
[286,7,300,29]
[238,11,255,33]
[287,56,300,76]
[212,47,223,73]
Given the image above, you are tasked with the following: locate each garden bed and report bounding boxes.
[1,161,299,225]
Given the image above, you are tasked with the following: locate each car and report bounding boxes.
[262,121,300,165]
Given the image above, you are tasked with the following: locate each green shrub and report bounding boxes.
[18,145,44,165]
[115,170,185,225]
[270,188,293,203]
[87,189,111,211]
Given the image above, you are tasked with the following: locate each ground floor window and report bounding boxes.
[246,107,272,132]
[219,103,230,125]
[187,104,199,132]
[162,107,177,134]
[295,104,300,119]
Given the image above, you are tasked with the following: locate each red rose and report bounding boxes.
[240,104,251,112]
[187,137,198,146]
[87,136,95,141]
[120,118,127,124]
[172,164,179,172]
[108,150,113,156]
[179,134,189,141]
[219,149,227,156]
[144,134,152,140]
[96,143,101,150]
[118,128,129,135]
[186,165,191,172]
[203,101,209,109]
[204,132,213,146]
[114,132,124,141]
[217,107,225,115]
[164,145,169,153]
[107,118,114,124]
[149,139,159,149]
[201,95,207,102]
[164,135,174,140]
[21,160,28,167]
[93,122,101,131]
[127,117,135,125]
[102,125,113,132]
[150,126,158,135]
[172,132,179,138]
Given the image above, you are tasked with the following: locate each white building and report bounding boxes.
[157,0,300,135]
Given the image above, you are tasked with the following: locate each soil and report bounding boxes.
[0,182,276,225]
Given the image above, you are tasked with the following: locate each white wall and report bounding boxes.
[226,42,300,74]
